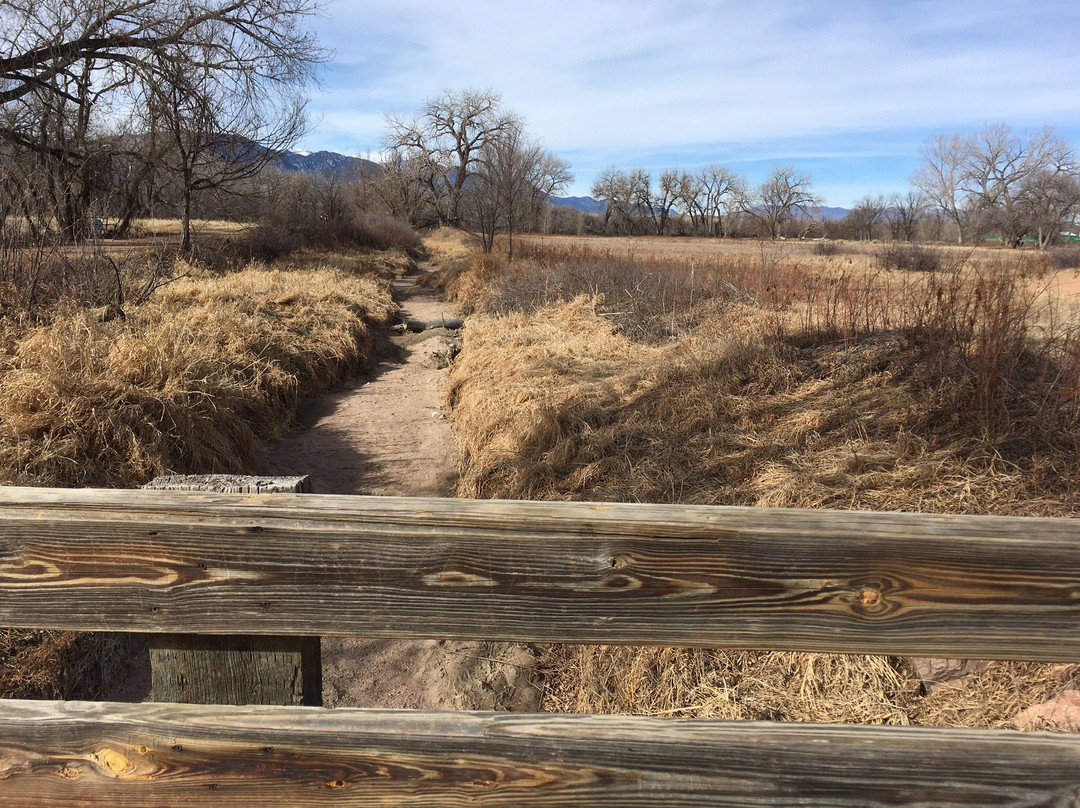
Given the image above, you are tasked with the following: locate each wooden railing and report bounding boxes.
[1,486,1079,805]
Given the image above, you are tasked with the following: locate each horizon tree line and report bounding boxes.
[579,123,1080,247]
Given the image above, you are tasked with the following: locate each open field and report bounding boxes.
[520,233,1080,300]
[437,233,1080,729]
[4,226,1080,728]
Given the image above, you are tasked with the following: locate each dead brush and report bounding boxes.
[0,256,397,696]
[0,263,396,488]
[454,239,810,341]
[542,646,920,724]
[447,238,1080,728]
[799,251,1080,443]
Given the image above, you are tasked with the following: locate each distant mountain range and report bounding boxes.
[272,149,381,177]
[550,195,608,214]
[275,149,851,218]
[816,206,850,220]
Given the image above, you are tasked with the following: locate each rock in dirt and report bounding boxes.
[1011,690,1080,731]
[417,335,462,369]
[904,657,992,693]
[400,317,465,333]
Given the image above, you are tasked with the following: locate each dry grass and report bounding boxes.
[0,250,397,698]
[0,629,136,700]
[445,235,1080,729]
[0,260,395,487]
[129,218,252,237]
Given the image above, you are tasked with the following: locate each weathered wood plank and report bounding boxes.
[0,700,1077,807]
[141,476,321,707]
[1,487,1079,659]
[149,635,321,706]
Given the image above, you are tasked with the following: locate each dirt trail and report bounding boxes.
[259,266,542,711]
[259,269,459,498]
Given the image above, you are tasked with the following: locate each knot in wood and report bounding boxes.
[859,589,881,607]
[95,748,134,775]
[851,585,893,617]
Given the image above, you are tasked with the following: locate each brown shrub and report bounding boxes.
[240,212,424,262]
[0,263,396,487]
[438,239,805,341]
[446,241,1080,728]
[876,243,943,272]
[0,255,398,697]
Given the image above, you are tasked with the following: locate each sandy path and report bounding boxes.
[259,271,459,498]
[258,266,542,711]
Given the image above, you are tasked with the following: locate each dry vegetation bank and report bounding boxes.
[1,245,404,698]
[0,254,398,487]
[440,235,1080,728]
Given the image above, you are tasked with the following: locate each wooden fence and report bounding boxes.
[1,486,1079,805]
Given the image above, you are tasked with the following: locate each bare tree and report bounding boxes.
[751,166,820,238]
[666,169,702,232]
[846,194,888,241]
[1019,169,1080,249]
[469,122,571,257]
[961,124,1076,247]
[142,56,309,252]
[912,134,971,243]
[0,0,323,247]
[887,190,927,242]
[697,164,745,237]
[624,168,661,235]
[591,166,637,234]
[384,89,519,228]
[370,147,438,226]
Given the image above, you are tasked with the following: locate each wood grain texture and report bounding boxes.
[149,635,321,706]
[2,487,1079,659]
[0,700,1078,807]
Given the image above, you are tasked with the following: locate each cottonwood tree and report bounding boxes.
[1019,169,1080,249]
[1,46,117,240]
[0,0,322,246]
[960,124,1076,247]
[591,166,641,234]
[697,164,746,237]
[912,134,969,243]
[657,169,686,234]
[847,194,888,241]
[887,190,928,242]
[913,125,1080,247]
[469,122,571,257]
[665,169,702,232]
[384,89,519,228]
[751,166,820,238]
[370,147,438,226]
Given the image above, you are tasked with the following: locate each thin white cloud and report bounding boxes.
[302,0,1080,205]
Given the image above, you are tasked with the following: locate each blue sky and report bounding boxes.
[301,0,1080,208]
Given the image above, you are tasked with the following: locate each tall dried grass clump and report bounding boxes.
[1,256,397,697]
[446,240,1080,728]
[438,239,806,340]
[0,263,395,488]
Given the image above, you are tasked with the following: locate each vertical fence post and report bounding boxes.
[143,474,322,706]
[149,634,322,706]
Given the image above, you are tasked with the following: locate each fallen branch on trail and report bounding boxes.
[400,317,465,332]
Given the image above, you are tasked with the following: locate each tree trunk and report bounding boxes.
[180,185,193,254]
